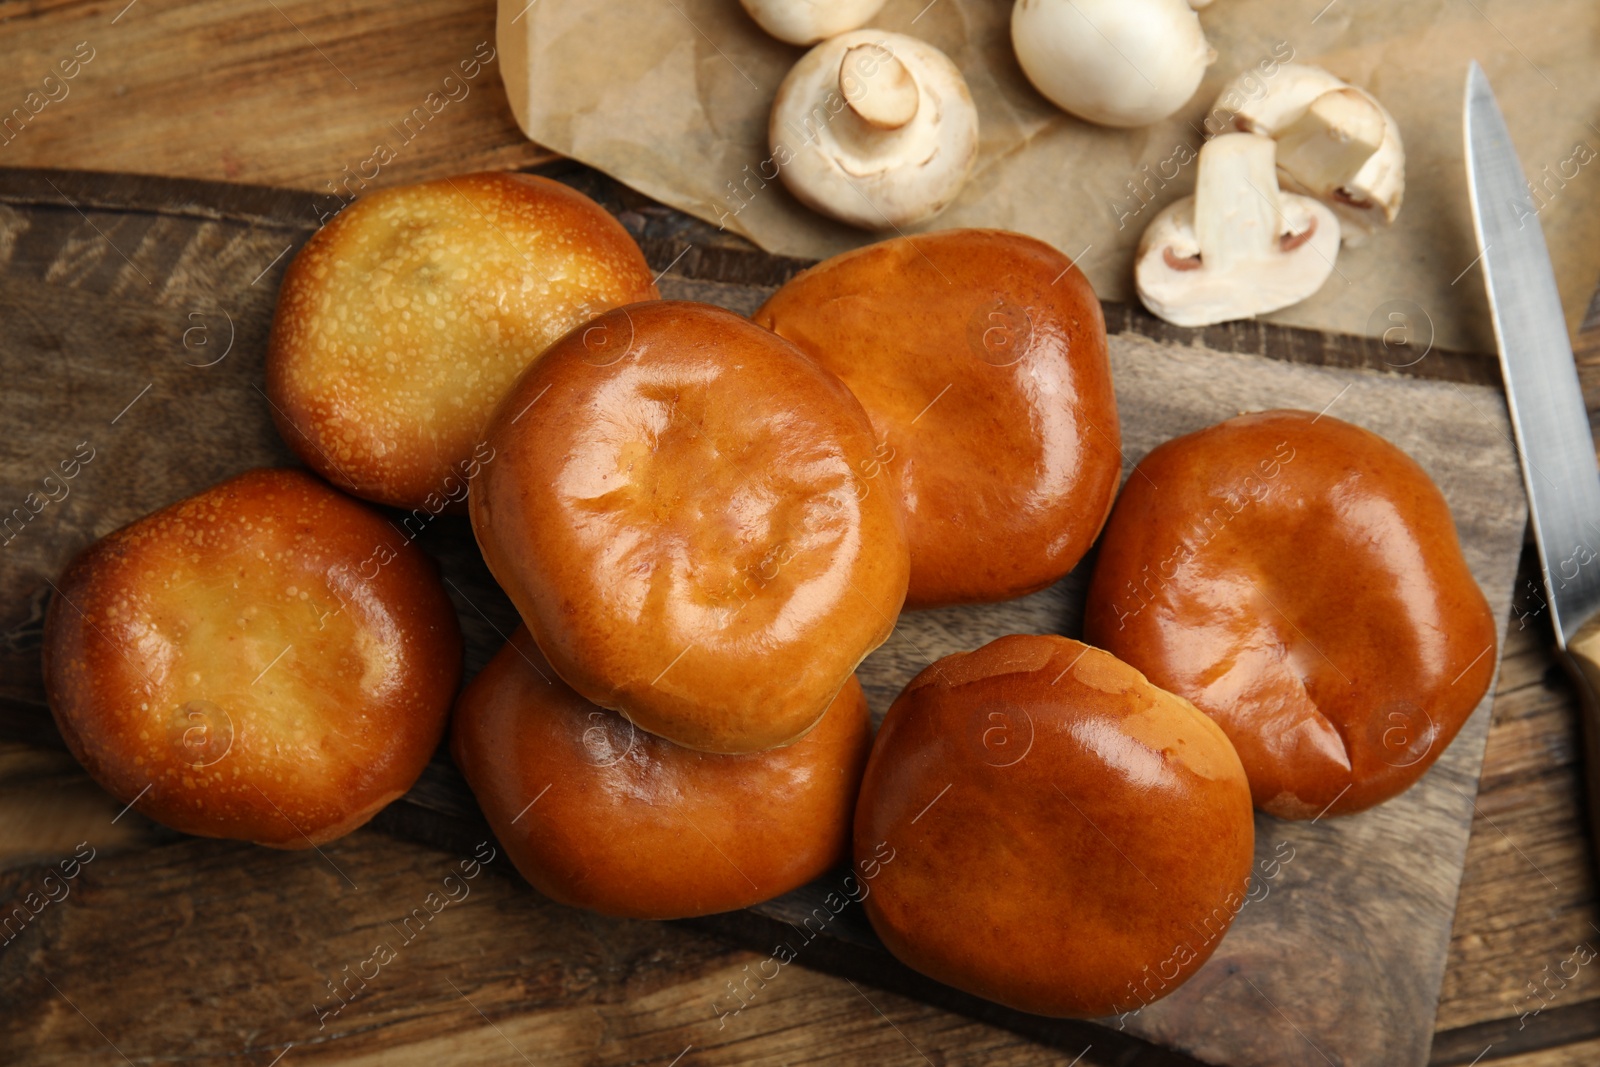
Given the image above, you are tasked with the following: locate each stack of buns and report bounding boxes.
[41,170,1495,1018]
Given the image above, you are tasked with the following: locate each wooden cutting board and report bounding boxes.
[0,163,1527,1067]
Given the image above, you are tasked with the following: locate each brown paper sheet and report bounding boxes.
[500,0,1600,354]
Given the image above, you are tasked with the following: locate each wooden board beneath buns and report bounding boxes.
[0,164,1527,1067]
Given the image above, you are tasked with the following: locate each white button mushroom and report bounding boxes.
[770,30,979,230]
[1009,0,1216,128]
[1208,63,1405,236]
[739,0,887,46]
[1135,132,1341,328]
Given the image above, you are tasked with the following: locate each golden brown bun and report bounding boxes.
[471,300,910,754]
[1083,410,1498,819]
[754,229,1121,609]
[854,634,1254,1018]
[266,172,658,509]
[451,629,872,919]
[42,469,463,848]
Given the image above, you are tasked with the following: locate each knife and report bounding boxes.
[1465,61,1600,870]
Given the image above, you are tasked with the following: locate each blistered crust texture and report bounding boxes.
[42,468,463,847]
[267,172,659,508]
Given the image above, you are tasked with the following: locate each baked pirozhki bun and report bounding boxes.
[451,629,873,919]
[471,300,910,754]
[266,172,658,509]
[42,469,463,848]
[854,634,1254,1018]
[754,229,1120,609]
[1083,410,1497,819]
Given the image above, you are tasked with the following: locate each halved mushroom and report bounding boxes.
[1210,63,1404,236]
[1135,132,1341,328]
[771,30,978,230]
[1010,0,1216,128]
[739,0,887,46]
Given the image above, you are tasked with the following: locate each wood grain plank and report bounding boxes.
[0,826,1122,1067]
[1435,548,1600,1044]
[1494,1040,1600,1067]
[0,0,551,189]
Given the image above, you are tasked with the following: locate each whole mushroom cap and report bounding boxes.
[771,30,979,230]
[1010,0,1216,128]
[739,0,887,46]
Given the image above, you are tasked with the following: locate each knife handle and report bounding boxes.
[1559,617,1600,881]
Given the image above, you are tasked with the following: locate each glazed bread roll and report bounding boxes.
[471,300,908,754]
[755,229,1121,609]
[854,634,1254,1017]
[1084,410,1498,818]
[42,469,463,847]
[452,629,873,919]
[267,172,658,509]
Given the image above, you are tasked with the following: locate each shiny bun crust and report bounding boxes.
[42,468,463,847]
[854,634,1254,1018]
[754,229,1121,609]
[266,172,659,509]
[1084,410,1498,819]
[451,630,873,919]
[470,300,910,754]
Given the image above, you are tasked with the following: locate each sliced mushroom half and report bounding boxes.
[1136,132,1342,328]
[1211,63,1404,236]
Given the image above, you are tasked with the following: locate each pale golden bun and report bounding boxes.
[1084,410,1498,819]
[266,172,659,509]
[755,229,1121,609]
[855,634,1254,1017]
[451,629,873,919]
[471,300,910,754]
[42,469,463,848]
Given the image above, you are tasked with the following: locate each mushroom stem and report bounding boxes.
[841,45,919,131]
[1205,64,1406,231]
[1194,134,1289,275]
[1274,88,1385,199]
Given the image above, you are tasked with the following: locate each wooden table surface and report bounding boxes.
[2,2,1599,1065]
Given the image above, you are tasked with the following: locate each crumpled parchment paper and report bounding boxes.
[500,0,1600,353]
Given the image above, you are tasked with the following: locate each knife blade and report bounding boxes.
[1466,61,1600,868]
[1466,63,1600,643]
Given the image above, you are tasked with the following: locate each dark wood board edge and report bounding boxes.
[0,688,1218,1065]
[4,774,1590,1067]
[1432,1002,1600,1066]
[0,164,1502,388]
[0,166,327,233]
[350,777,1214,1067]
[674,907,1207,1067]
